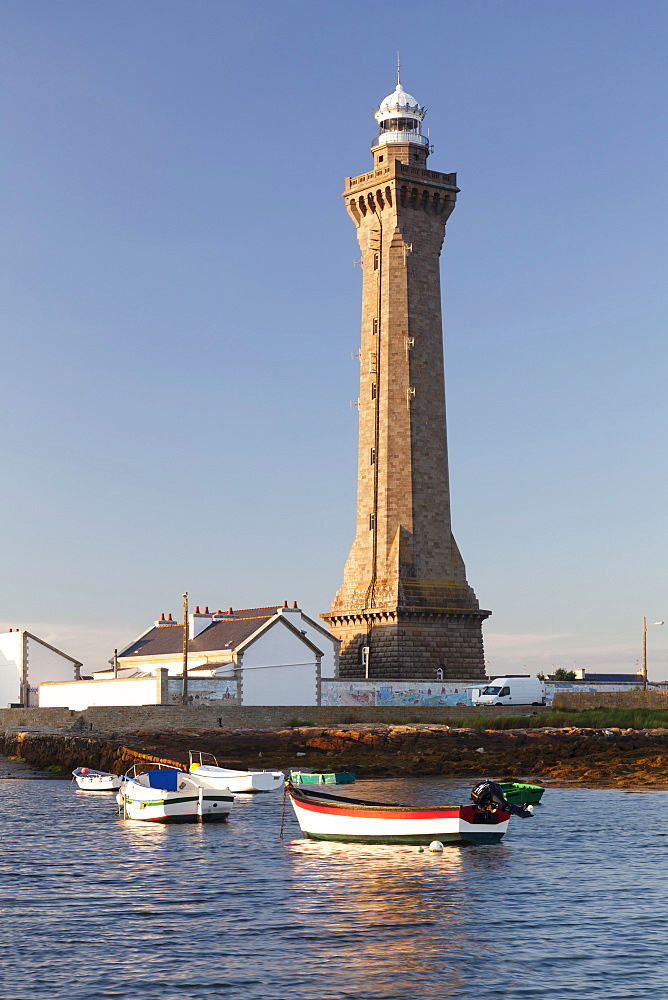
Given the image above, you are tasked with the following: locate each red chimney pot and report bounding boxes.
[228,607,233,614]
[160,613,166,622]
[204,606,209,614]
[168,613,173,621]
[194,606,200,614]
[283,600,288,608]
[292,601,298,609]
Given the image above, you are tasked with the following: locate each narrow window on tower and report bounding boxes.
[371,383,377,399]
[373,253,379,270]
[370,448,376,465]
[369,513,375,530]
[372,318,378,335]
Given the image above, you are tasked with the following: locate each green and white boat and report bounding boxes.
[498,781,545,806]
[290,770,356,785]
[117,764,234,823]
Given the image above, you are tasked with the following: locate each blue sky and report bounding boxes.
[1,0,667,678]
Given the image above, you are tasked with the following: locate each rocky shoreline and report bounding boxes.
[2,723,668,788]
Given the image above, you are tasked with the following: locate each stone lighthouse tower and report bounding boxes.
[322,75,490,680]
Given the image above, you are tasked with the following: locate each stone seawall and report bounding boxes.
[0,703,550,733]
[4,722,668,787]
[0,730,173,774]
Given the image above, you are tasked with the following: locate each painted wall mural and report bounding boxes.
[162,676,655,708]
[167,677,238,704]
[321,680,478,707]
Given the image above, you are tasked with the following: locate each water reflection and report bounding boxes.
[284,823,519,997]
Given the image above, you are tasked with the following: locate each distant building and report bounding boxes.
[544,669,645,684]
[0,629,82,707]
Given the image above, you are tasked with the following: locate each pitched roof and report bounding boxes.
[225,606,282,618]
[121,614,275,659]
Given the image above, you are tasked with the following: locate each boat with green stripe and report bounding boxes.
[117,764,234,823]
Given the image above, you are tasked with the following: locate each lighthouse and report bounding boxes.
[322,74,490,680]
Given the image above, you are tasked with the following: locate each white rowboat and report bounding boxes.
[189,751,283,793]
[72,767,122,791]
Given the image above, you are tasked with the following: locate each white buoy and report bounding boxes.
[429,840,444,852]
[526,804,535,814]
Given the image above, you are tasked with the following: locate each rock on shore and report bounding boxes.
[2,724,668,787]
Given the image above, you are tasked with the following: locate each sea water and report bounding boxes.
[0,776,666,999]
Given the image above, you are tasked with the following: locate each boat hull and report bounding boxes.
[499,781,545,806]
[287,787,510,846]
[190,765,283,793]
[122,797,232,823]
[119,776,234,823]
[290,771,356,785]
[72,769,122,791]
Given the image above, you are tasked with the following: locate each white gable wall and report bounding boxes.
[0,633,23,707]
[277,608,338,676]
[0,632,79,707]
[239,621,319,706]
[25,637,79,706]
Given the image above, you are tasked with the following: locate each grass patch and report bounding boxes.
[542,708,668,730]
[286,718,316,728]
[462,708,668,731]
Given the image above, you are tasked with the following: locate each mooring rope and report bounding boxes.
[279,782,288,840]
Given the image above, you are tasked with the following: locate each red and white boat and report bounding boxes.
[286,782,510,846]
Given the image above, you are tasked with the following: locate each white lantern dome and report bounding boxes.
[372,75,429,151]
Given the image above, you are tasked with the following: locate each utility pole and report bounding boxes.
[113,649,119,679]
[642,616,664,690]
[643,616,647,690]
[182,592,189,704]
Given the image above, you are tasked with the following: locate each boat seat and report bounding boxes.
[141,769,180,792]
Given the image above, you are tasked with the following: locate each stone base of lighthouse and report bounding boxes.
[321,606,490,680]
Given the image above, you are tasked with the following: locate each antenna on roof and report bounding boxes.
[397,50,401,87]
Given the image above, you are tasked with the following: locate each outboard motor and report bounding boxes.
[471,781,534,819]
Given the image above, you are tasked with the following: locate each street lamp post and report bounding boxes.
[642,617,664,690]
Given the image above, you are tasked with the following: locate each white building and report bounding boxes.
[115,602,338,679]
[39,602,340,709]
[0,629,82,708]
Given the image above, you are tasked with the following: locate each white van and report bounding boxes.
[475,676,546,707]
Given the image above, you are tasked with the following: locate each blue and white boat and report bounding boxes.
[117,764,234,823]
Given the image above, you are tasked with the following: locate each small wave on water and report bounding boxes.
[0,777,667,999]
